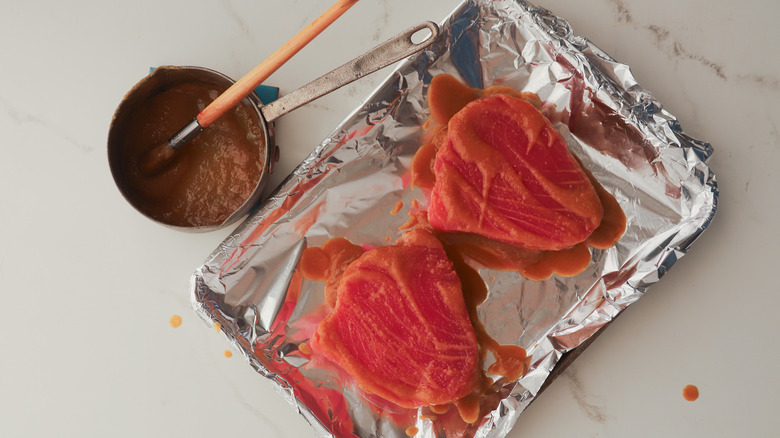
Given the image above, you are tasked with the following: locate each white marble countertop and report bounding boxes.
[2,0,778,436]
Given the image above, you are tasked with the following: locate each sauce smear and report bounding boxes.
[410,74,626,279]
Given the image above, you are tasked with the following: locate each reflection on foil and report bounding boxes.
[190,0,718,437]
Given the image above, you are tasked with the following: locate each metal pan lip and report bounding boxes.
[107,65,274,232]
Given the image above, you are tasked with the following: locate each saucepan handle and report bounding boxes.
[260,21,439,123]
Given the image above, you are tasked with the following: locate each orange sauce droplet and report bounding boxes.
[455,392,481,424]
[169,315,182,328]
[299,247,331,282]
[428,74,480,124]
[300,238,365,307]
[429,404,450,415]
[223,350,232,358]
[213,322,221,332]
[683,384,699,401]
[410,142,437,190]
[524,243,592,280]
[405,426,419,436]
[303,233,529,425]
[390,201,404,216]
[487,344,527,382]
[299,342,312,355]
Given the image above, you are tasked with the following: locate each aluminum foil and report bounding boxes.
[190,1,718,437]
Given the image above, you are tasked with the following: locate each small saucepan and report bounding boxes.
[107,22,439,232]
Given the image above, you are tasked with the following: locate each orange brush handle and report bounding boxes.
[196,0,359,127]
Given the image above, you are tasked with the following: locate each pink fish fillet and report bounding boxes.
[428,94,603,251]
[311,229,479,408]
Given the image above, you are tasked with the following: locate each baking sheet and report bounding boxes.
[190,1,718,436]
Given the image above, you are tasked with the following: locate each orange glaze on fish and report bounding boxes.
[411,74,625,279]
[309,229,481,409]
[300,230,528,424]
[169,315,182,328]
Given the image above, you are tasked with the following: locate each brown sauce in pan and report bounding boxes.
[115,79,265,227]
